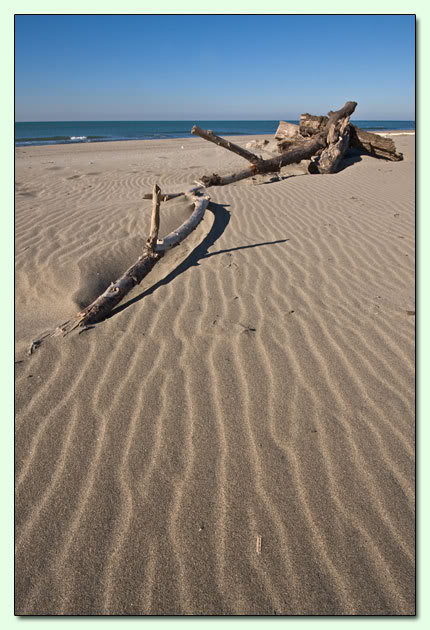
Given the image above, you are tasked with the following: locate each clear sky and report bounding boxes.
[15,14,415,121]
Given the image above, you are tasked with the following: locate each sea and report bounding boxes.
[15,120,415,147]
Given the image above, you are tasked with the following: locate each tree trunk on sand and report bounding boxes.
[349,125,403,161]
[317,116,352,174]
[314,102,357,174]
[300,112,403,162]
[325,101,357,134]
[277,134,321,154]
[196,134,326,187]
[194,102,364,182]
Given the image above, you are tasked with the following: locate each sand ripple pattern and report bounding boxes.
[15,137,415,614]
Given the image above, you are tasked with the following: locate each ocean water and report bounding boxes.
[15,120,415,147]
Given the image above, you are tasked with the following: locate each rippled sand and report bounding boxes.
[15,134,415,615]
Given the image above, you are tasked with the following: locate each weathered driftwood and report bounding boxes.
[349,125,403,161]
[27,100,405,352]
[196,133,326,187]
[156,187,209,252]
[73,187,208,327]
[254,122,304,155]
[299,113,329,137]
[313,102,357,174]
[325,101,357,137]
[29,186,210,345]
[147,184,161,250]
[76,252,163,328]
[191,125,261,164]
[195,101,361,183]
[275,121,300,141]
[276,131,312,153]
[299,111,403,162]
[317,116,352,174]
[278,102,357,157]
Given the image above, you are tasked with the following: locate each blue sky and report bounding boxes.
[15,14,415,121]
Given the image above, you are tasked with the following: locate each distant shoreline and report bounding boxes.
[14,129,415,149]
[14,120,416,147]
[374,130,415,136]
[14,129,415,154]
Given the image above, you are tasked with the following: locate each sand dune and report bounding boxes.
[15,134,415,615]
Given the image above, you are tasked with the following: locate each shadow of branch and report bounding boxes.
[107,201,289,320]
[107,201,231,319]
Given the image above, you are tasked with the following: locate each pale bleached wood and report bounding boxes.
[29,187,210,345]
[274,121,300,141]
[155,190,210,252]
[147,183,161,250]
[325,101,357,136]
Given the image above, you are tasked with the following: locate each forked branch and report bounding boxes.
[29,186,210,348]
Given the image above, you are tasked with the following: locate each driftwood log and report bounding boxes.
[72,186,209,328]
[277,102,358,173]
[28,99,406,351]
[317,116,351,174]
[316,101,357,174]
[299,113,403,161]
[299,114,328,137]
[349,126,404,161]
[29,185,210,347]
[191,127,326,186]
[274,121,300,141]
[192,101,360,183]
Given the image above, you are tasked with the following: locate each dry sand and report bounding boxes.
[15,133,415,615]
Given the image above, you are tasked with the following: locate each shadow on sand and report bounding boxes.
[108,201,289,320]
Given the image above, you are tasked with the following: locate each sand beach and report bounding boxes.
[15,132,415,615]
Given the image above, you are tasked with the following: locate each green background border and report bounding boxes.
[4,2,424,626]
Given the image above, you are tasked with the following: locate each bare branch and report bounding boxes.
[147,183,161,250]
[191,125,262,164]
